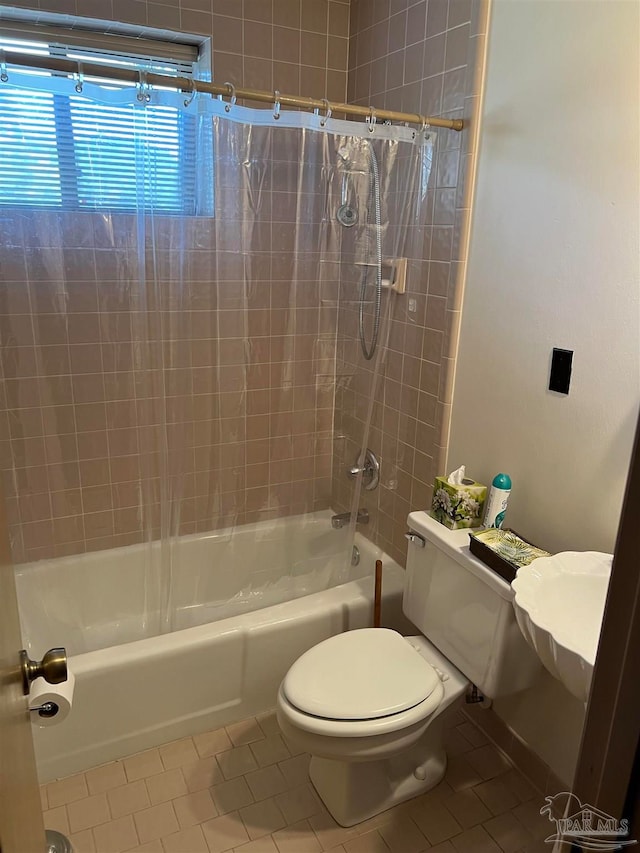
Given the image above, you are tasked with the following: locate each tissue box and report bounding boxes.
[431,476,487,530]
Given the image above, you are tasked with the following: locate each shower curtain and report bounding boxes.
[0,58,433,639]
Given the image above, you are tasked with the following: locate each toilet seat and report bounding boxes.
[283,628,441,721]
[278,682,444,738]
[280,629,445,737]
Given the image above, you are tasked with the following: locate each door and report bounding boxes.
[573,409,640,825]
[0,486,46,853]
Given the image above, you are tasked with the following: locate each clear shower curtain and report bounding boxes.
[0,60,432,642]
[331,131,435,577]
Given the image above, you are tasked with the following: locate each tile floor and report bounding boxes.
[41,709,554,853]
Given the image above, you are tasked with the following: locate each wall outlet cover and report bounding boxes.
[549,348,573,394]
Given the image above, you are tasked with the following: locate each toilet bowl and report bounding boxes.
[277,511,541,827]
[276,629,468,826]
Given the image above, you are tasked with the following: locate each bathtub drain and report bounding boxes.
[351,545,360,566]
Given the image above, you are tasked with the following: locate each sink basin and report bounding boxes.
[511,551,613,702]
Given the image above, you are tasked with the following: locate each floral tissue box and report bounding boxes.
[431,476,487,530]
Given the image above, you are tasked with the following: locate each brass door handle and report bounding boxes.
[20,648,67,695]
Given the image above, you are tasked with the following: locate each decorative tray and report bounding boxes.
[468,528,551,583]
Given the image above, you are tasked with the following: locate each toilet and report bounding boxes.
[277,510,540,827]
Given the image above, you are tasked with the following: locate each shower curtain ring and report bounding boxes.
[183,79,197,107]
[0,50,8,84]
[136,70,151,103]
[74,62,84,94]
[273,89,281,120]
[367,106,377,133]
[319,98,332,127]
[222,82,236,112]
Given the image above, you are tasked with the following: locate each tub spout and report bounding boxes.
[331,509,369,529]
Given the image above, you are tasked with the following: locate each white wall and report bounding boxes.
[449,0,640,783]
[451,0,639,556]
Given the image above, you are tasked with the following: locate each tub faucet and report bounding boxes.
[331,509,369,529]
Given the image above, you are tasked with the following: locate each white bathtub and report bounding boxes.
[15,511,411,782]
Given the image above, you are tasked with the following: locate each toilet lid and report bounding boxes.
[282,628,441,721]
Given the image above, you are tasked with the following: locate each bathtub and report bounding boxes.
[15,510,411,782]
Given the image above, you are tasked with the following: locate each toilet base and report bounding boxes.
[308,717,447,827]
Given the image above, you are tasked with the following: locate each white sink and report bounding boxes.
[511,551,613,703]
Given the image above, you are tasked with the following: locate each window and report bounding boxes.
[0,28,205,214]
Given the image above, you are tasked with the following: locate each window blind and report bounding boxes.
[0,22,199,65]
[0,34,201,214]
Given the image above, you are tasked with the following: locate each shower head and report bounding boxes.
[337,203,358,227]
[336,172,358,228]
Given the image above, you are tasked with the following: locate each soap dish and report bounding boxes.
[468,528,551,583]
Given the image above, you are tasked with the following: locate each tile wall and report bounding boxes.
[0,202,338,562]
[1,0,350,102]
[331,0,487,565]
[0,0,349,562]
[0,0,487,566]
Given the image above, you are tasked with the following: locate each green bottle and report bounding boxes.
[483,473,512,528]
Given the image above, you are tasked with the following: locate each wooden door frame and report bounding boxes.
[573,408,640,826]
[0,488,47,852]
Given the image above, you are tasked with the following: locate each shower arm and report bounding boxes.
[340,174,348,207]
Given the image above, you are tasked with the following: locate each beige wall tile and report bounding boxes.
[339,0,479,568]
[2,0,349,562]
[4,0,481,573]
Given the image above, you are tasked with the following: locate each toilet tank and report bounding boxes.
[404,511,540,698]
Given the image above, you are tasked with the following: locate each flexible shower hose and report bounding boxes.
[358,143,383,361]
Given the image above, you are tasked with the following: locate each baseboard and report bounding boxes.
[462,703,568,798]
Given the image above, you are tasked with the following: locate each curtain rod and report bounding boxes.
[2,51,464,132]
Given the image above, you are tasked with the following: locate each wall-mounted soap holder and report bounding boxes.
[355,258,407,294]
